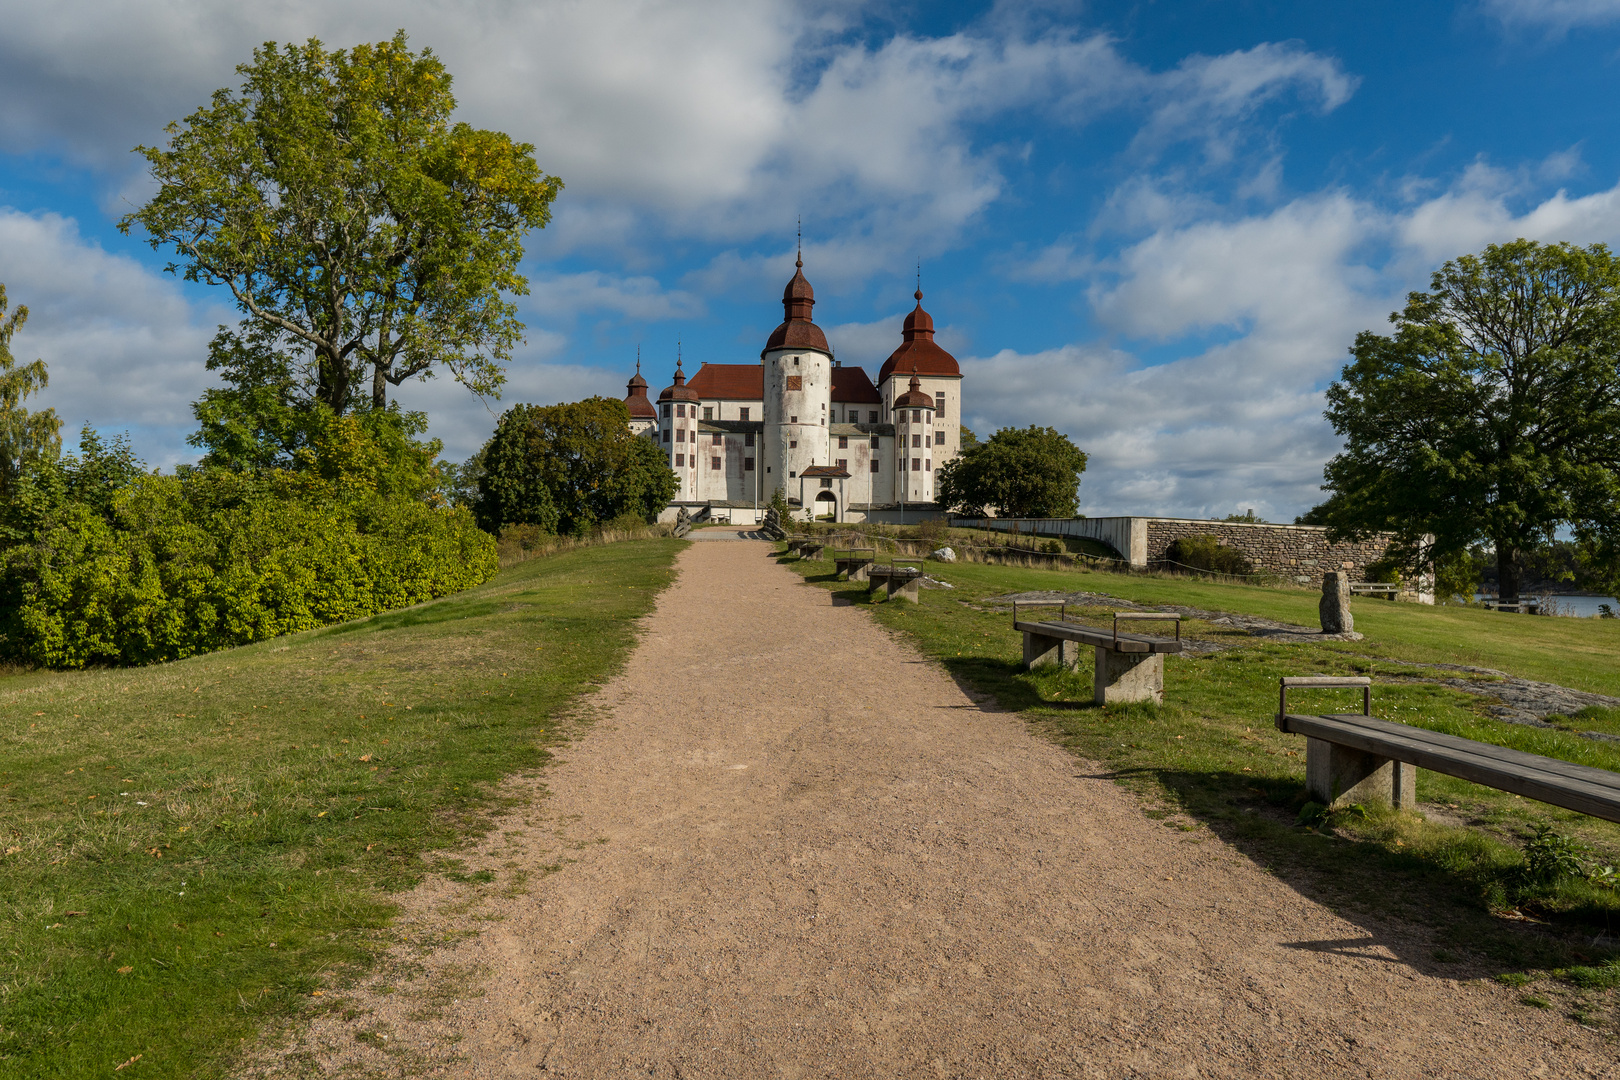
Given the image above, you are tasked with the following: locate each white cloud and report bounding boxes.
[524,271,703,322]
[0,1,1358,263]
[1484,0,1620,29]
[967,168,1620,520]
[0,207,227,465]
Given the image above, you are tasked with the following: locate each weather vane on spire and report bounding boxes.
[796,216,802,267]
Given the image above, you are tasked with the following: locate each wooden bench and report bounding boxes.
[1276,676,1620,821]
[832,547,877,582]
[1348,583,1398,601]
[1013,605,1184,705]
[868,559,925,603]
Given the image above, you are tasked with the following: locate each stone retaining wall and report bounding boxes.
[1144,519,1392,585]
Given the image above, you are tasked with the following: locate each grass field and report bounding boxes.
[0,538,684,1079]
[783,551,1620,1021]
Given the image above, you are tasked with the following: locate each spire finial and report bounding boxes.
[636,344,641,375]
[915,261,923,304]
[796,217,802,268]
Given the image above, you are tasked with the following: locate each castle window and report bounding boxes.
[794,356,800,365]
[676,429,686,443]
[661,403,671,418]
[745,433,754,447]
[711,456,721,470]
[911,434,921,448]
[870,436,880,449]
[712,432,723,444]
[676,453,685,467]
[870,460,879,473]
[912,409,922,422]
[820,478,832,489]
[836,459,847,470]
[740,407,750,421]
[935,392,945,415]
[676,403,685,418]
[838,436,848,449]
[913,458,921,471]
[789,470,796,478]
[926,460,932,471]
[662,430,670,443]
[869,410,878,423]
[789,440,797,449]
[936,430,945,445]
[745,458,755,471]
[703,406,713,420]
[924,434,931,447]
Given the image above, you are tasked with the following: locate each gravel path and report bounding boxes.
[278,541,1615,1078]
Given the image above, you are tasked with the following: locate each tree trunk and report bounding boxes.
[1496,541,1519,603]
[372,362,388,411]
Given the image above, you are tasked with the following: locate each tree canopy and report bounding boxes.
[476,398,677,535]
[935,425,1087,518]
[1313,239,1620,600]
[121,31,562,416]
[0,284,62,500]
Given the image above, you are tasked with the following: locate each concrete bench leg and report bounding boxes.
[849,563,869,583]
[895,577,920,603]
[1305,738,1417,810]
[1093,648,1163,705]
[1024,633,1077,671]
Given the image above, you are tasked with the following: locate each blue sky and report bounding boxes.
[3,0,1620,519]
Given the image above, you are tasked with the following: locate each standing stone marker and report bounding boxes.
[1319,571,1353,635]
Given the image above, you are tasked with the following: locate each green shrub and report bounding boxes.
[0,463,495,669]
[1162,534,1255,576]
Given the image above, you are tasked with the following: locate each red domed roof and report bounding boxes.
[657,362,700,403]
[763,257,832,356]
[878,288,959,383]
[893,371,935,410]
[624,360,656,419]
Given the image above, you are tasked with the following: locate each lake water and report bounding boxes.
[1474,594,1618,617]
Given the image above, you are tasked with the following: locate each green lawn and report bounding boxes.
[783,549,1620,1017]
[0,538,684,1079]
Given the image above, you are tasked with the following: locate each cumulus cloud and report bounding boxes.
[0,207,228,466]
[968,167,1620,520]
[524,272,704,322]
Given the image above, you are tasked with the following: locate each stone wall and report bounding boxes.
[1143,519,1391,586]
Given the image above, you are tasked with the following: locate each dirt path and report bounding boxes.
[285,541,1616,1078]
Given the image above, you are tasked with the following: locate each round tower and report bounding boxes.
[760,254,833,505]
[656,361,701,500]
[893,370,936,504]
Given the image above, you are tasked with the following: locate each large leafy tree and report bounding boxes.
[935,425,1087,518]
[1314,239,1620,601]
[121,31,562,415]
[0,284,62,499]
[477,398,677,535]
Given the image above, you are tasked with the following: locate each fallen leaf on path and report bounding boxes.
[114,1054,141,1070]
[117,966,133,974]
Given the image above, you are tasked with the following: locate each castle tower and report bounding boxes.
[656,360,701,500]
[880,286,962,475]
[624,354,656,439]
[893,370,937,504]
[760,254,833,504]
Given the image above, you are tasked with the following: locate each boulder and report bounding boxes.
[933,546,956,563]
[1319,571,1354,635]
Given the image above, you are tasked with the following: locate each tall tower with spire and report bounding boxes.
[760,244,834,499]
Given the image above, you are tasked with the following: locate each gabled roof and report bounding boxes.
[686,363,763,400]
[831,365,881,403]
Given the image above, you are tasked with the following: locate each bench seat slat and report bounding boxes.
[1283,713,1620,822]
[1014,619,1184,655]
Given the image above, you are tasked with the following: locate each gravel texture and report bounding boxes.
[266,542,1617,1078]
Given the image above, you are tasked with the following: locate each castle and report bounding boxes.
[623,256,963,525]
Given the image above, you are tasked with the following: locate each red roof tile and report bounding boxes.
[831,366,881,403]
[687,363,763,399]
[878,289,960,383]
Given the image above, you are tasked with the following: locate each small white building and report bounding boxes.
[625,257,965,524]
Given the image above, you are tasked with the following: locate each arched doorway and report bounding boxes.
[814,489,838,523]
